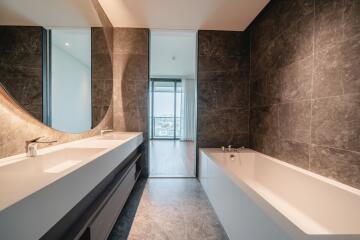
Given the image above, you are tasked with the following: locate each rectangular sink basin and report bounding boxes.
[44,160,81,173]
[38,148,106,173]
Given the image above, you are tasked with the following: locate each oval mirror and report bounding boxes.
[0,0,113,133]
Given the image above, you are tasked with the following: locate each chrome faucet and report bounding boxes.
[101,129,113,136]
[221,145,233,152]
[25,137,57,157]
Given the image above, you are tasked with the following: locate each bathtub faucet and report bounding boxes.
[221,145,233,152]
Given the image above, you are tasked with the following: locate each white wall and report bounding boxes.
[51,44,91,133]
[150,30,196,78]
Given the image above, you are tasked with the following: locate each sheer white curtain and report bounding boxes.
[180,78,196,141]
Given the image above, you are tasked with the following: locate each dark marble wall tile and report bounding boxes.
[279,101,311,143]
[0,26,42,54]
[278,56,313,101]
[91,27,113,128]
[250,71,281,107]
[340,36,360,94]
[198,55,249,73]
[273,0,314,31]
[311,94,360,152]
[113,28,148,55]
[314,0,345,51]
[344,0,360,40]
[0,26,43,122]
[250,105,279,137]
[251,55,313,107]
[271,13,314,69]
[198,71,249,111]
[0,65,42,85]
[198,109,249,139]
[113,28,149,176]
[250,134,280,158]
[251,41,273,74]
[198,30,249,57]
[249,3,277,57]
[91,53,113,80]
[91,27,110,54]
[198,108,249,146]
[197,30,250,148]
[249,0,313,58]
[91,78,112,127]
[248,0,360,187]
[0,51,42,67]
[276,140,310,169]
[313,36,360,98]
[310,145,360,189]
[113,54,149,81]
[197,80,217,111]
[313,44,343,98]
[198,133,249,149]
[121,81,148,113]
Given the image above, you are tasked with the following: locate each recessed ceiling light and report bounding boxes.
[65,42,70,47]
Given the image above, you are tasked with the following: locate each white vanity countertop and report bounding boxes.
[0,132,143,212]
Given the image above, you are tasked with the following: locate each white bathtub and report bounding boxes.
[199,148,360,240]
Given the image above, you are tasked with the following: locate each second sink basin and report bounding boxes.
[0,147,105,171]
[98,132,134,141]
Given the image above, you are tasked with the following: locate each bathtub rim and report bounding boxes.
[200,148,360,240]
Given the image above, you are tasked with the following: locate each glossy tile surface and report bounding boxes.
[91,27,113,127]
[110,179,229,240]
[197,30,250,149]
[112,28,149,177]
[0,26,43,121]
[248,0,360,189]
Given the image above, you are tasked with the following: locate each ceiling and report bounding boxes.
[0,0,101,27]
[150,31,196,77]
[98,0,269,31]
[0,0,269,30]
[51,28,91,68]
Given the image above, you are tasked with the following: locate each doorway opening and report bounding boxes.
[149,30,197,178]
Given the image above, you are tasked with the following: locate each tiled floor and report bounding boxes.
[149,140,195,177]
[109,178,229,240]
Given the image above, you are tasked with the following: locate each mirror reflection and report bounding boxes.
[0,1,112,133]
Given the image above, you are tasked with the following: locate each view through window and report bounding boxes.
[150,79,182,139]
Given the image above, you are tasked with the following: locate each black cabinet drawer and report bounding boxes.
[89,165,136,240]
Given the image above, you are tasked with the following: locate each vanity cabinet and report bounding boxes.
[40,142,144,240]
[89,164,135,240]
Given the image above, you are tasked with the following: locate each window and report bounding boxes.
[150,78,182,139]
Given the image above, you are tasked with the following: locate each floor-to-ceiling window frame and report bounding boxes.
[150,78,182,140]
